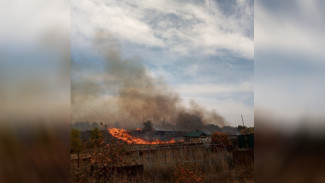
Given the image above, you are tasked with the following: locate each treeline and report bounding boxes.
[71,121,254,135]
[71,121,107,131]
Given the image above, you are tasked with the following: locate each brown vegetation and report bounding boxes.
[211,131,232,146]
[174,164,204,183]
[71,127,254,183]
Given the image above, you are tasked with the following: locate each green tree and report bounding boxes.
[90,128,103,148]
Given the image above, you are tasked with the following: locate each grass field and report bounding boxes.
[71,142,254,183]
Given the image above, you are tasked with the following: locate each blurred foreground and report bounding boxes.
[255,115,325,183]
[0,124,70,182]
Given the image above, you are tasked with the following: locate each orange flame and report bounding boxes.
[108,128,176,144]
[136,128,142,131]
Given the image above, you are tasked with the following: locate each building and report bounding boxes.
[238,133,254,149]
[183,129,210,143]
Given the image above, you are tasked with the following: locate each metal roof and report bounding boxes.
[183,130,210,138]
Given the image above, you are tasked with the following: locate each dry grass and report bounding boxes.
[0,127,70,183]
[71,143,254,183]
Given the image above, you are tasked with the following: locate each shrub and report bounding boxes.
[174,164,204,183]
[211,131,231,146]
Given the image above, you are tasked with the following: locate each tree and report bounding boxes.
[91,122,99,129]
[71,129,83,154]
[211,131,231,146]
[237,125,246,131]
[77,129,134,182]
[71,129,83,168]
[90,128,103,148]
[240,127,254,135]
[143,120,153,132]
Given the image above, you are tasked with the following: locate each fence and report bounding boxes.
[132,142,228,169]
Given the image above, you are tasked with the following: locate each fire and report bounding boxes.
[108,128,176,144]
[136,128,142,131]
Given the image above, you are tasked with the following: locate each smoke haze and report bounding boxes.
[72,32,226,130]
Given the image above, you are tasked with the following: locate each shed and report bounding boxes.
[183,130,210,143]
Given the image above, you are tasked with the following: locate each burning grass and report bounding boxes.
[108,128,176,145]
[71,142,253,182]
[71,127,253,182]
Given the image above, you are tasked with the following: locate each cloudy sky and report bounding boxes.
[255,0,325,130]
[71,0,254,127]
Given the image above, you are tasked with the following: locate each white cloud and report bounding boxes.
[1,0,69,46]
[175,81,253,96]
[72,0,164,47]
[255,0,325,61]
[72,0,254,59]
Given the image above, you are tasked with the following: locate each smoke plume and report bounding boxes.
[72,32,226,130]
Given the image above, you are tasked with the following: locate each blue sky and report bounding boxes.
[71,0,254,127]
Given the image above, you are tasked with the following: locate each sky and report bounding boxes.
[0,0,70,125]
[71,0,254,127]
[255,0,325,131]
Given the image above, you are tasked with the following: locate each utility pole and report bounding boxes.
[241,114,246,135]
[241,114,245,127]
